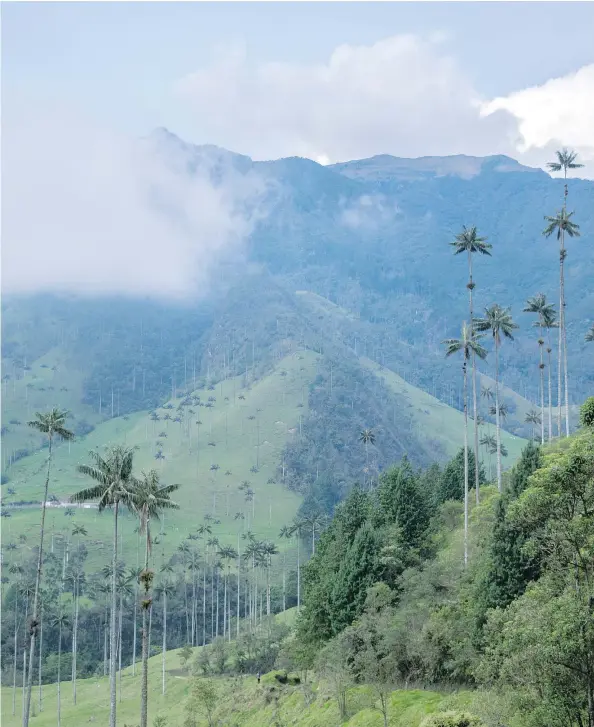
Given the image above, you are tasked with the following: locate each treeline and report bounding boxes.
[287,399,594,727]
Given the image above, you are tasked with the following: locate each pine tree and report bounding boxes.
[377,457,429,548]
[436,448,485,504]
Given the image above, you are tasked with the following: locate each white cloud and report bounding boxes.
[174,35,519,164]
[481,64,594,178]
[339,194,401,231]
[1,105,268,300]
[175,36,593,178]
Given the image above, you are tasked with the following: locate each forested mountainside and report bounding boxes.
[2,131,592,498]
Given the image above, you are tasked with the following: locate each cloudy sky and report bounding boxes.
[2,1,593,297]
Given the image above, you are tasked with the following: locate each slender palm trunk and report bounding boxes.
[562,176,570,437]
[296,533,301,610]
[468,252,480,504]
[282,547,286,613]
[202,551,207,646]
[118,592,123,702]
[12,593,18,716]
[132,589,138,676]
[463,360,469,567]
[494,341,503,492]
[558,228,564,438]
[23,435,53,727]
[72,578,79,704]
[109,502,119,727]
[547,341,553,443]
[38,606,43,713]
[223,571,227,639]
[57,621,62,727]
[539,337,545,445]
[161,592,167,695]
[236,536,241,639]
[140,527,151,727]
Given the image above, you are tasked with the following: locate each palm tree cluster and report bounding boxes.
[442,147,584,567]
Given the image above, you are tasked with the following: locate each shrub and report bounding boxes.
[580,397,594,428]
[421,712,484,727]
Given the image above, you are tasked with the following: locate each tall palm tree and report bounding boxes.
[450,226,492,502]
[23,409,74,727]
[541,307,558,442]
[261,541,279,618]
[474,305,518,492]
[543,204,581,437]
[154,579,176,695]
[303,511,327,555]
[197,523,213,645]
[133,469,179,727]
[278,525,292,612]
[289,519,307,610]
[69,523,87,705]
[218,546,237,640]
[359,429,375,488]
[525,409,542,441]
[443,322,487,566]
[71,445,138,727]
[480,433,497,480]
[50,612,69,727]
[524,294,555,443]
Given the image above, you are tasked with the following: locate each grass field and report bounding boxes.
[1,629,476,727]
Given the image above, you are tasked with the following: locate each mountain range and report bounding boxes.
[2,130,593,541]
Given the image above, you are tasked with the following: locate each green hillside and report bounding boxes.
[2,350,321,568]
[362,357,527,466]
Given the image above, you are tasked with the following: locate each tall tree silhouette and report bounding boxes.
[545,146,582,437]
[71,445,138,727]
[133,469,179,727]
[524,294,555,443]
[450,226,492,503]
[474,305,518,492]
[23,409,73,727]
[443,322,487,565]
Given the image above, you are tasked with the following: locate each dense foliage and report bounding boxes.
[292,405,594,727]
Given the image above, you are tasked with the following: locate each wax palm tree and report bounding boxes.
[133,469,179,727]
[50,611,70,727]
[525,409,542,441]
[543,206,581,437]
[218,546,237,639]
[71,445,138,727]
[450,226,492,501]
[480,433,497,480]
[278,525,292,612]
[23,409,74,727]
[261,541,279,618]
[154,579,176,695]
[474,305,518,492]
[359,429,376,488]
[289,518,308,609]
[586,324,594,342]
[443,322,487,566]
[303,511,327,555]
[197,524,212,646]
[524,293,555,443]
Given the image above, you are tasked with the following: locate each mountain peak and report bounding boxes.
[329,153,545,182]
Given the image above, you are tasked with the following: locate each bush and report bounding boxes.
[421,713,484,727]
[580,397,594,428]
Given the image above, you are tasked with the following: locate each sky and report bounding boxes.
[2,1,594,298]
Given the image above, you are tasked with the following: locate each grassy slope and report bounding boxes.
[1,347,102,472]
[1,469,516,727]
[362,357,527,467]
[0,647,472,727]
[2,351,320,571]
